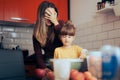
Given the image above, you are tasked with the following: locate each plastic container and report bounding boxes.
[50,59,83,70]
[50,59,83,80]
[87,51,102,79]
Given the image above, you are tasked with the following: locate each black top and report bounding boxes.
[33,20,64,69]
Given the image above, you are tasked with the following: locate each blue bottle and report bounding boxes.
[101,45,118,80]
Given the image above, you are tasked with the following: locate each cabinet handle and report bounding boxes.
[10,17,29,21]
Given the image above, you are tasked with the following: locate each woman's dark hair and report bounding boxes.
[37,1,58,18]
[33,1,58,47]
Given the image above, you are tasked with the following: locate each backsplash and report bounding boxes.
[0,11,120,56]
[0,25,34,55]
[74,11,120,51]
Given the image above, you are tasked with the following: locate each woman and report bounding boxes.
[33,1,64,79]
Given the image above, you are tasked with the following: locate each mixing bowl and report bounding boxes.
[50,59,83,70]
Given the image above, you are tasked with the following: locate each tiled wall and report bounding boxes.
[1,13,120,55]
[74,11,120,51]
[0,25,34,55]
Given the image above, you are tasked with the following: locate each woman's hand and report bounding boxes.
[44,8,59,26]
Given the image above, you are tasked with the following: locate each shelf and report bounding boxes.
[96,6,114,13]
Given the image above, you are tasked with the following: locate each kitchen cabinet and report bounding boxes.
[0,0,69,24]
[0,0,4,20]
[49,0,69,22]
[4,0,42,24]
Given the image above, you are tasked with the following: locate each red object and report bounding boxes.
[70,69,79,80]
[34,69,46,79]
[89,76,98,80]
[0,0,68,23]
[46,71,55,80]
[84,71,92,80]
[0,0,4,20]
[4,0,42,24]
[49,0,68,21]
[74,72,85,80]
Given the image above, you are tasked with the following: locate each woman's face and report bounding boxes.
[45,19,52,26]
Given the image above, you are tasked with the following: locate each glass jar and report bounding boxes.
[87,51,102,79]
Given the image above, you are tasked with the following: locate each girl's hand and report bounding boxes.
[45,8,59,26]
[81,49,88,55]
[79,49,88,59]
[79,53,87,59]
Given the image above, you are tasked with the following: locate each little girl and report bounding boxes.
[54,21,86,59]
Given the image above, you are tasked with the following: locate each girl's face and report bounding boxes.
[60,35,75,47]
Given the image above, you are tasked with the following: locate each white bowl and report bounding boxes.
[50,59,83,70]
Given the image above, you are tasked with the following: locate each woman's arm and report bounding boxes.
[54,20,64,30]
[33,36,47,69]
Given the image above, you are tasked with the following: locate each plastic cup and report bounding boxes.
[53,59,71,80]
[87,51,102,79]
